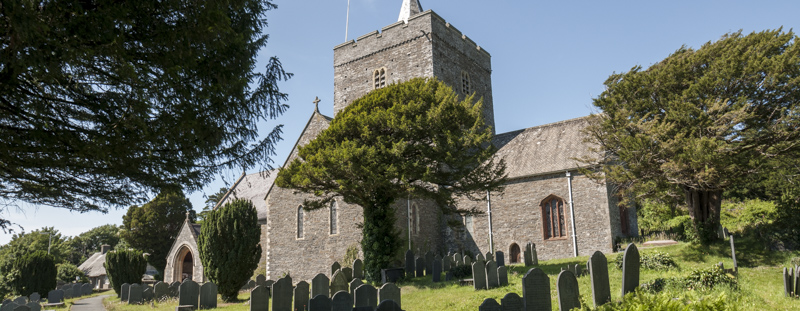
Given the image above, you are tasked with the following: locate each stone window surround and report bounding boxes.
[297,205,304,240]
[461,70,470,94]
[373,67,387,89]
[541,194,568,241]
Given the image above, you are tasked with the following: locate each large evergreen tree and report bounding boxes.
[104,249,147,297]
[198,199,261,302]
[0,0,290,232]
[10,251,57,297]
[276,78,506,281]
[583,29,800,243]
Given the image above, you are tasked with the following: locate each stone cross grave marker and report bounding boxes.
[524,243,533,266]
[271,276,293,311]
[25,302,40,311]
[199,282,217,309]
[498,266,509,286]
[308,295,330,311]
[11,305,28,311]
[341,267,353,282]
[46,290,63,304]
[621,243,640,296]
[353,259,364,280]
[331,261,342,277]
[496,251,505,267]
[250,285,269,311]
[589,251,611,307]
[486,260,499,289]
[479,298,502,311]
[379,283,401,308]
[376,299,402,311]
[472,260,487,290]
[501,293,523,311]
[312,273,330,298]
[425,251,434,276]
[354,284,377,309]
[730,235,738,274]
[142,287,154,303]
[154,282,168,301]
[120,283,130,301]
[330,270,348,297]
[128,284,143,304]
[557,270,581,311]
[330,291,351,311]
[348,278,363,296]
[29,293,40,303]
[415,257,425,278]
[179,280,199,309]
[432,256,442,282]
[405,250,415,277]
[169,282,180,298]
[522,268,551,311]
[256,274,267,287]
[294,281,309,311]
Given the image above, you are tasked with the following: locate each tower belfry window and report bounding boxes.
[374,68,387,89]
[461,71,471,94]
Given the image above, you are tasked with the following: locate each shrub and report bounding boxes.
[683,265,738,291]
[449,264,472,279]
[104,249,147,297]
[198,199,261,302]
[10,251,57,297]
[57,263,88,283]
[614,251,678,271]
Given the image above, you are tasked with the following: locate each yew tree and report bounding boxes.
[584,29,800,243]
[276,78,506,281]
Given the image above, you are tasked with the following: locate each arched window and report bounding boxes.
[541,195,566,239]
[461,71,471,94]
[373,68,386,89]
[509,243,521,264]
[297,206,304,239]
[330,201,338,235]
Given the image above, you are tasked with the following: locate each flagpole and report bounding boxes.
[345,0,351,41]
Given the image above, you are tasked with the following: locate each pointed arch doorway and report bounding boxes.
[176,246,194,282]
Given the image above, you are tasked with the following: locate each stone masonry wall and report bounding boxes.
[164,222,204,283]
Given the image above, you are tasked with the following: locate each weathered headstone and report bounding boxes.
[128,284,143,304]
[244,280,256,291]
[574,264,583,277]
[12,297,26,305]
[378,283,401,308]
[250,285,269,311]
[795,265,800,298]
[785,267,793,297]
[11,305,29,311]
[179,280,199,308]
[46,290,63,304]
[522,268,551,311]
[500,293,523,311]
[256,274,267,287]
[294,281,310,311]
[28,293,40,303]
[354,284,377,309]
[453,253,462,267]
[83,283,93,296]
[308,294,330,311]
[496,251,505,267]
[353,259,364,280]
[340,267,353,283]
[442,255,451,272]
[472,260,487,290]
[312,273,330,298]
[486,260,499,289]
[25,302,40,311]
[730,235,738,274]
[432,258,442,282]
[154,282,168,301]
[142,287,154,303]
[271,277,292,311]
[169,282,180,297]
[3,299,12,307]
[476,253,485,262]
[1,302,17,311]
[621,243,640,296]
[405,250,415,277]
[498,266,509,286]
[557,270,581,311]
[589,251,611,307]
[62,286,73,300]
[463,255,472,268]
[531,244,539,265]
[348,278,363,296]
[425,251,434,276]
[198,282,217,309]
[265,280,275,289]
[445,271,453,281]
[415,257,425,278]
[330,291,351,311]
[375,299,402,311]
[330,270,348,297]
[486,252,494,262]
[479,298,502,311]
[524,243,533,266]
[120,283,130,301]
[331,261,342,276]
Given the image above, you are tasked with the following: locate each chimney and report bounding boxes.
[101,245,111,254]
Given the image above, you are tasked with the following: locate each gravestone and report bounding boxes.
[472,261,487,290]
[29,293,40,303]
[3,299,11,306]
[785,267,793,297]
[574,264,583,277]
[621,243,640,296]
[348,278,363,296]
[442,255,450,272]
[454,254,462,267]
[25,302,40,311]
[294,281,309,311]
[46,290,63,304]
[11,305,28,311]
[312,273,330,298]
[330,270,348,297]
[142,288,154,303]
[179,280,199,308]
[521,268,551,311]
[500,293,523,311]
[445,271,453,281]
[405,250,415,277]
[486,260,499,289]
[486,252,493,262]
[12,297,26,305]
[169,282,180,298]
[524,243,533,266]
[354,284,377,309]
[128,284,143,304]
[425,251,434,276]
[250,285,269,311]
[375,299,402,311]
[463,255,472,268]
[63,286,72,300]
[271,277,293,311]
[1,302,17,311]
[730,235,738,273]
[498,266,509,286]
[415,257,425,278]
[120,283,130,301]
[154,282,168,301]
[82,283,93,296]
[330,291,351,311]
[557,270,581,311]
[256,274,267,287]
[796,265,800,298]
[589,251,611,307]
[199,282,217,309]
[265,280,275,288]
[531,244,539,265]
[432,258,442,282]
[476,253,485,262]
[478,298,501,311]
[353,259,364,280]
[308,294,330,311]
[496,251,505,267]
[331,261,342,276]
[378,283,401,308]
[245,280,256,291]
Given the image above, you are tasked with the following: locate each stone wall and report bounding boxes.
[164,221,205,283]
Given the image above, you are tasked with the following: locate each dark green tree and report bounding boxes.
[582,29,800,243]
[0,228,72,298]
[198,199,261,302]
[10,251,57,297]
[120,188,194,277]
[104,249,147,297]
[0,0,291,232]
[197,187,229,225]
[276,78,506,281]
[64,224,120,265]
[56,263,88,284]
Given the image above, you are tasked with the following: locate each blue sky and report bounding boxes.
[3,0,800,245]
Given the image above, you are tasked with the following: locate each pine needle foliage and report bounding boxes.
[104,249,147,297]
[10,251,56,297]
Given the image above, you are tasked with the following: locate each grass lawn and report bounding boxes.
[103,238,800,310]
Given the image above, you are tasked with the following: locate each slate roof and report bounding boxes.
[77,252,106,278]
[492,116,599,179]
[215,170,277,221]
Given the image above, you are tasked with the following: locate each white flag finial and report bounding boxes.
[398,0,423,23]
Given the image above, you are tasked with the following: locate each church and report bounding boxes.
[165,0,638,283]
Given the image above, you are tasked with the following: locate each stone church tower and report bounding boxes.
[333,0,495,132]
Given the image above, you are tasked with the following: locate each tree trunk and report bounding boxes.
[361,195,402,283]
[684,187,723,244]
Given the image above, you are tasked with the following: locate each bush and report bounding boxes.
[57,263,88,283]
[11,251,57,297]
[104,249,147,297]
[449,264,472,279]
[615,251,678,271]
[683,265,737,291]
[198,199,261,302]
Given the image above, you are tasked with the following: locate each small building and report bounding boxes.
[78,245,112,289]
